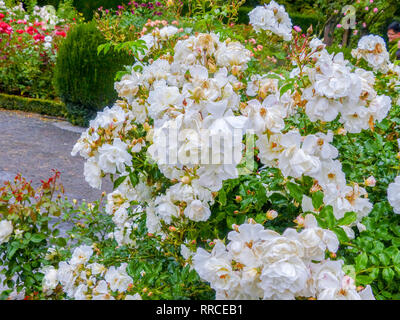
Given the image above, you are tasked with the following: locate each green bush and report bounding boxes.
[237,6,253,24]
[0,93,66,117]
[54,22,134,126]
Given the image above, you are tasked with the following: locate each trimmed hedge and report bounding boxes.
[54,22,134,126]
[0,93,67,118]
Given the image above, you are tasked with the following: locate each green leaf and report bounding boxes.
[113,175,128,190]
[255,213,265,224]
[7,244,19,260]
[320,206,336,229]
[25,276,35,287]
[129,172,139,188]
[55,237,67,247]
[22,264,32,272]
[356,275,373,285]
[314,215,327,229]
[34,272,44,283]
[31,234,46,243]
[280,82,293,97]
[311,191,324,210]
[218,188,227,206]
[382,268,395,282]
[355,252,368,271]
[226,216,235,229]
[333,227,349,243]
[378,253,391,266]
[394,252,400,265]
[337,212,357,226]
[286,182,303,203]
[369,268,380,280]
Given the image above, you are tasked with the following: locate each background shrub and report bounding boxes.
[54,22,134,126]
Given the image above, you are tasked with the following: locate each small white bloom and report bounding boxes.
[0,220,13,244]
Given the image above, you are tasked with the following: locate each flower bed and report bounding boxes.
[0,1,77,99]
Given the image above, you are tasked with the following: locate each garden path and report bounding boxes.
[0,109,112,202]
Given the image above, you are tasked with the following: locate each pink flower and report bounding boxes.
[257,44,263,50]
[362,22,367,28]
[353,29,358,35]
[293,25,302,32]
[337,24,342,28]
[365,6,369,10]
[365,176,376,187]
[373,8,378,13]
[370,0,374,3]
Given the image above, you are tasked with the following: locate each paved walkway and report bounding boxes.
[0,109,112,203]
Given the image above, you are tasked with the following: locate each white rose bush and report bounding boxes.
[1,1,400,300]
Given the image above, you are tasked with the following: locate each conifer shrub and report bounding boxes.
[54,22,134,126]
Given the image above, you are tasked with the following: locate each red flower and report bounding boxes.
[0,13,5,19]
[16,29,24,34]
[0,21,12,34]
[33,34,44,41]
[26,26,35,35]
[55,30,66,37]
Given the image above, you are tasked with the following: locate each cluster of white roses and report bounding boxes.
[302,43,392,134]
[42,245,141,300]
[32,5,61,27]
[71,104,137,190]
[193,217,374,300]
[74,32,253,236]
[351,35,391,73]
[138,25,180,59]
[248,1,293,41]
[256,128,372,225]
[144,33,253,233]
[105,179,152,246]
